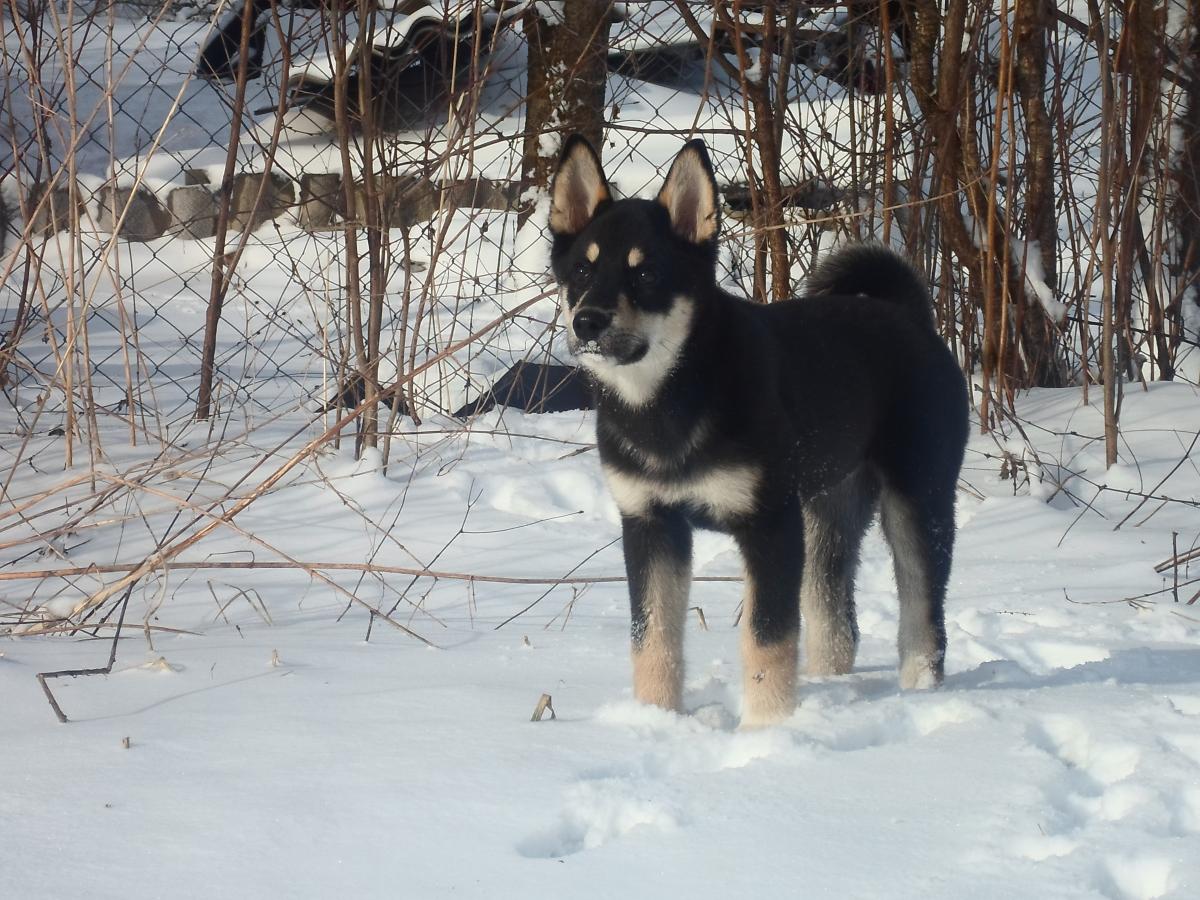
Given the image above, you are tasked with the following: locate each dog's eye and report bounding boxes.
[572,261,593,284]
[636,267,658,286]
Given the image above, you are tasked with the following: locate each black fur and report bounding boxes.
[549,136,969,721]
[805,242,936,326]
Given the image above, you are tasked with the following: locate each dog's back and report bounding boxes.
[803,242,936,325]
[695,244,965,506]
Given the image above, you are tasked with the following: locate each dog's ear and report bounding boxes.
[549,135,612,236]
[656,140,719,245]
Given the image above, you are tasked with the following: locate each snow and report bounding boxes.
[509,190,553,287]
[3,379,1200,899]
[4,7,1200,899]
[743,47,764,84]
[531,1,565,28]
[1180,288,1200,382]
[610,2,716,53]
[1016,237,1069,322]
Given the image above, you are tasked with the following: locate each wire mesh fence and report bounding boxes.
[3,0,1200,632]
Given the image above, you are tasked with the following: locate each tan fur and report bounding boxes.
[631,553,690,711]
[627,246,645,267]
[899,654,941,690]
[586,241,600,262]
[802,617,857,676]
[656,150,718,244]
[740,572,799,727]
[801,575,857,676]
[603,462,759,522]
[883,492,945,690]
[549,145,611,235]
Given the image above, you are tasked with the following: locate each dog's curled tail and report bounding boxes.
[805,243,935,327]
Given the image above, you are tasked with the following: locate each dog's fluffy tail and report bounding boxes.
[805,243,935,326]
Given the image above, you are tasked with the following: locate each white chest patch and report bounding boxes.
[581,296,694,408]
[603,462,761,521]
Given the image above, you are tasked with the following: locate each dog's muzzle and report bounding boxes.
[568,309,648,366]
[573,309,612,343]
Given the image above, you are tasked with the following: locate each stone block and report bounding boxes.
[168,184,218,239]
[298,173,342,231]
[228,171,295,233]
[27,183,85,236]
[351,175,438,230]
[443,178,516,212]
[98,185,171,241]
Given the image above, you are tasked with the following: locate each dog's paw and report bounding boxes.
[738,698,797,730]
[899,655,943,690]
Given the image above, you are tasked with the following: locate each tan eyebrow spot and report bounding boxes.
[586,242,600,262]
[627,247,644,267]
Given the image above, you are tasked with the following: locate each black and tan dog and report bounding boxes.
[548,136,968,726]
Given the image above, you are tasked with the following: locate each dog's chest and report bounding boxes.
[597,411,762,523]
[601,459,761,523]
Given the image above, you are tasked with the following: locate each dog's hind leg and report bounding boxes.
[622,509,692,712]
[736,498,804,727]
[879,483,955,689]
[801,470,879,676]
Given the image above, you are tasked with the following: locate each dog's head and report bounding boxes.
[547,136,720,405]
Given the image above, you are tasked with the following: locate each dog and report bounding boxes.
[548,135,969,727]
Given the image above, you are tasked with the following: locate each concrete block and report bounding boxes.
[98,185,171,241]
[168,184,218,239]
[27,183,85,236]
[298,173,342,231]
[228,171,294,233]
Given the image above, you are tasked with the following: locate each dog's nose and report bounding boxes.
[573,309,612,343]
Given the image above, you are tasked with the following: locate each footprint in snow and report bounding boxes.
[518,683,985,859]
[1169,786,1200,836]
[1018,714,1145,859]
[517,697,797,858]
[1099,853,1175,900]
[1164,694,1200,717]
[1026,714,1142,793]
[516,778,682,859]
[1160,731,1200,769]
[795,692,984,753]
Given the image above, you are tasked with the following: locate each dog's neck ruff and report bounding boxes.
[579,296,695,409]
[604,415,712,474]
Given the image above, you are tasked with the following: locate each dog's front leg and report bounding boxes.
[621,508,693,712]
[736,500,804,727]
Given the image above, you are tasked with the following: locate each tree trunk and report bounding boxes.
[196,0,258,421]
[902,0,1067,422]
[519,1,612,225]
[738,1,791,302]
[1013,0,1066,388]
[1172,0,1200,378]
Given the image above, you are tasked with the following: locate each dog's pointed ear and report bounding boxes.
[549,135,612,236]
[656,140,719,245]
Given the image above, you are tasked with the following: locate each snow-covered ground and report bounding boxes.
[3,381,1198,900]
[4,6,1199,898]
